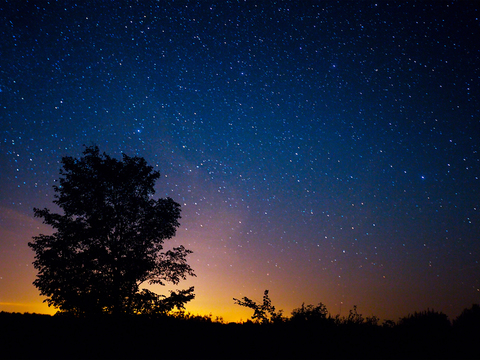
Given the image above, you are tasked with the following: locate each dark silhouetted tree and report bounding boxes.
[28,145,195,316]
[233,290,283,324]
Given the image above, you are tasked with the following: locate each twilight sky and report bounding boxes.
[1,0,479,322]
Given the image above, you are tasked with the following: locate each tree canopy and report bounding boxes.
[29,145,195,316]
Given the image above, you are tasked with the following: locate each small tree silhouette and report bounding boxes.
[233,290,283,324]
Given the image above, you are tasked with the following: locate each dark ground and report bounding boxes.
[1,312,478,359]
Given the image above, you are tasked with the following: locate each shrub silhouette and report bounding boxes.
[3,305,480,359]
[290,302,328,323]
[397,309,451,332]
[453,303,480,333]
[233,289,284,324]
[346,305,365,325]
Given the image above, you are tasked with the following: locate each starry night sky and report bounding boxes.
[1,0,479,322]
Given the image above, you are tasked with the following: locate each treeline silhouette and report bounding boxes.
[1,303,479,359]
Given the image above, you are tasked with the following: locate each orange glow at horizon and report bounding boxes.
[1,205,477,323]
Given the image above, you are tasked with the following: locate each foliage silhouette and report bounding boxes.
[131,287,195,316]
[2,305,479,359]
[453,303,480,333]
[28,145,195,316]
[233,289,283,324]
[290,302,328,323]
[345,304,365,325]
[382,319,396,328]
[395,309,453,358]
[397,309,451,332]
[452,304,480,358]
